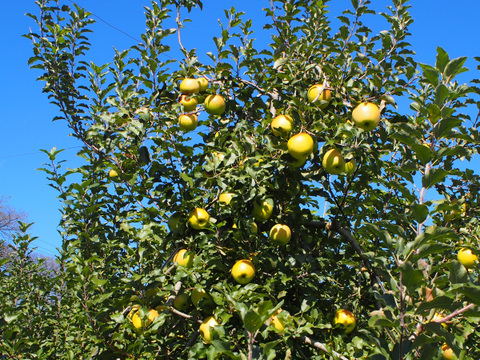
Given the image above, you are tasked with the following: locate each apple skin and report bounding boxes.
[188,208,210,230]
[173,293,190,312]
[307,84,331,108]
[271,314,285,332]
[322,148,345,175]
[204,94,226,115]
[457,248,478,269]
[179,78,200,94]
[441,344,454,360]
[269,224,292,245]
[173,249,195,268]
[352,102,381,131]
[334,309,356,334]
[178,113,198,132]
[109,169,119,178]
[199,316,219,343]
[252,198,274,222]
[219,192,235,205]
[344,159,356,176]
[287,133,314,160]
[231,259,255,285]
[197,77,209,92]
[179,95,198,112]
[271,115,294,137]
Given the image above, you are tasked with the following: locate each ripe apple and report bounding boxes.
[188,208,210,230]
[199,316,219,343]
[271,114,294,137]
[269,224,292,245]
[219,192,235,205]
[179,95,198,112]
[334,309,356,333]
[352,102,381,131]
[252,198,274,222]
[322,148,345,175]
[307,84,331,108]
[109,169,119,178]
[168,212,184,232]
[131,312,143,330]
[441,343,454,360]
[191,288,214,311]
[173,249,195,268]
[147,309,159,325]
[173,293,190,312]
[432,313,448,329]
[204,94,226,115]
[179,78,200,94]
[287,133,314,160]
[231,259,255,284]
[178,113,198,132]
[289,156,307,168]
[344,159,356,176]
[271,313,285,332]
[197,77,209,92]
[457,248,478,269]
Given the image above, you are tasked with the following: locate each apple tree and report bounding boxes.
[18,0,480,358]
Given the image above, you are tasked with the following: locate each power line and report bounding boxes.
[0,146,82,161]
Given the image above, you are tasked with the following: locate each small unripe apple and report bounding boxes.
[271,114,294,137]
[269,224,292,245]
[178,113,198,132]
[179,78,200,94]
[179,95,198,112]
[322,148,345,175]
[457,248,478,269]
[231,259,255,284]
[204,94,226,115]
[188,208,210,230]
[334,309,356,333]
[287,133,314,160]
[173,293,190,312]
[352,102,381,131]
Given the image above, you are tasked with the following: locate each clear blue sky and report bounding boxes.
[1,0,479,257]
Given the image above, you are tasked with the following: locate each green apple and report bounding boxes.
[269,224,292,245]
[197,77,209,92]
[252,198,274,222]
[322,148,345,175]
[352,102,381,131]
[287,133,314,160]
[204,94,226,115]
[188,208,210,230]
[231,259,255,284]
[191,288,214,311]
[344,159,356,176]
[173,293,190,312]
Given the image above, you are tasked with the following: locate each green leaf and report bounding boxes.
[244,310,262,333]
[444,56,468,80]
[412,202,429,223]
[449,261,469,284]
[415,296,454,314]
[435,47,450,73]
[422,168,448,189]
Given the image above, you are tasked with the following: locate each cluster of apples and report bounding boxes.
[272,83,382,176]
[177,77,226,132]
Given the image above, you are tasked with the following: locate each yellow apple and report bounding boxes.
[352,102,381,131]
[173,249,195,268]
[204,94,226,115]
[109,169,119,178]
[179,78,200,94]
[179,94,198,112]
[457,248,478,269]
[252,198,274,222]
[432,313,449,329]
[269,224,292,245]
[178,113,198,132]
[287,133,314,160]
[219,192,235,205]
[271,114,294,137]
[168,212,184,232]
[334,309,356,333]
[173,293,190,312]
[251,222,258,233]
[199,316,219,343]
[191,288,214,311]
[231,259,255,284]
[197,77,209,92]
[322,148,345,175]
[289,156,307,168]
[441,343,455,360]
[188,208,210,230]
[131,312,143,330]
[344,159,356,176]
[307,84,331,108]
[271,313,285,332]
[147,309,159,325]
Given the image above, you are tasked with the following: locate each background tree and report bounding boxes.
[0,196,27,241]
[5,0,479,359]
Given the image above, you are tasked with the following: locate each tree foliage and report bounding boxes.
[4,0,480,358]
